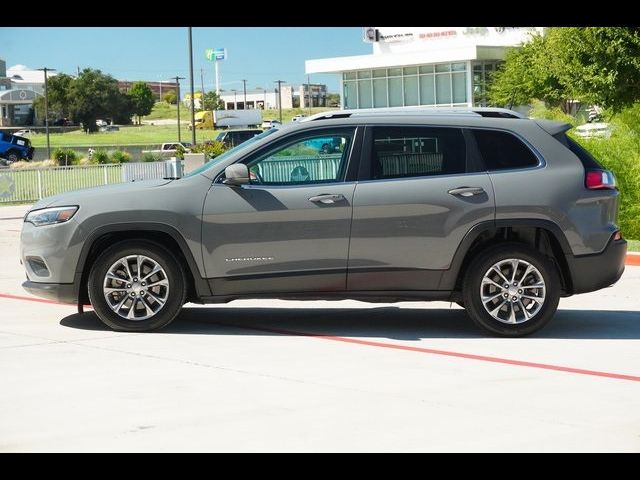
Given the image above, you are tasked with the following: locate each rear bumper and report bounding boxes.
[22,281,76,304]
[566,238,627,294]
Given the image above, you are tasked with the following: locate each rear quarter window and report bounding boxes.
[554,133,603,170]
[473,129,539,171]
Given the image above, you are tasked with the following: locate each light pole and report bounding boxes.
[37,67,55,160]
[188,27,196,145]
[274,80,285,123]
[307,74,312,115]
[231,89,237,110]
[171,76,185,142]
[242,79,247,109]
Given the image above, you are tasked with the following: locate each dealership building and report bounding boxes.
[306,27,543,109]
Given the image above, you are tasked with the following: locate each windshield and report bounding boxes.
[185,128,279,178]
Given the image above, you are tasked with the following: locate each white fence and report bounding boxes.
[0,162,168,204]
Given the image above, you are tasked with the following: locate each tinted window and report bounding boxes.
[246,129,354,185]
[555,133,602,170]
[473,129,539,170]
[370,127,466,179]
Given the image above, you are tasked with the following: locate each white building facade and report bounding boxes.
[306,27,543,109]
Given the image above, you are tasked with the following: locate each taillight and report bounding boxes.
[585,169,616,190]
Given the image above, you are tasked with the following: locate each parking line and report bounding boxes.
[2,291,640,383]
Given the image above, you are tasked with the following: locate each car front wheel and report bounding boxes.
[462,243,561,337]
[88,240,186,331]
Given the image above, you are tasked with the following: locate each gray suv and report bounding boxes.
[20,108,627,336]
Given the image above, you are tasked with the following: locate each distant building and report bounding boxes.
[306,27,543,109]
[218,83,327,110]
[118,80,178,100]
[0,62,45,127]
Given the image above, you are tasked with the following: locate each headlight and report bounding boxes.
[25,206,78,226]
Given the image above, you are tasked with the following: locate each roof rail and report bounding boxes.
[301,106,525,122]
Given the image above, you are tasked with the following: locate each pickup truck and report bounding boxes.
[141,142,192,157]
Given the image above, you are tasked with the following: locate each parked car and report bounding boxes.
[291,114,307,122]
[14,129,36,137]
[99,125,120,132]
[261,119,282,129]
[96,119,108,128]
[141,142,192,157]
[215,128,263,148]
[20,107,626,336]
[0,132,34,163]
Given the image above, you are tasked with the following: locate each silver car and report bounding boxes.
[20,108,627,336]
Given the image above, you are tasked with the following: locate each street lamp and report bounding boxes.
[188,27,196,146]
[242,79,247,110]
[274,80,285,123]
[171,76,185,142]
[37,67,56,160]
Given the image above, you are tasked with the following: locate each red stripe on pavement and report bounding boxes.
[2,291,640,383]
[221,323,640,383]
[626,255,640,266]
[0,292,70,305]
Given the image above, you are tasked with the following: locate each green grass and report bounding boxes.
[628,239,640,252]
[29,125,222,148]
[144,102,178,120]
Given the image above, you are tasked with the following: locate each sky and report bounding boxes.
[0,27,371,93]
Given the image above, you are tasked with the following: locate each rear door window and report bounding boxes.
[364,126,467,180]
[472,129,539,171]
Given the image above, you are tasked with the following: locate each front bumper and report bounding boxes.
[567,238,627,294]
[22,280,76,304]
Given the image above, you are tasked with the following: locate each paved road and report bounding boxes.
[1,204,639,452]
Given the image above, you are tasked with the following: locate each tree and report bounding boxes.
[68,68,134,132]
[128,81,155,124]
[488,27,640,114]
[163,90,177,104]
[202,90,224,111]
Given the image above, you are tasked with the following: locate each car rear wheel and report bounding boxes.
[7,149,20,163]
[462,243,560,337]
[88,240,186,332]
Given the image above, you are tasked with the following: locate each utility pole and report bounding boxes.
[188,27,196,145]
[37,67,56,160]
[200,68,205,110]
[242,79,247,110]
[172,76,185,142]
[274,80,285,123]
[307,74,312,115]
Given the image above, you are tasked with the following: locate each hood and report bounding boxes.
[29,178,174,210]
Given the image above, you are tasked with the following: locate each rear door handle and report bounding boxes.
[447,187,485,197]
[308,194,345,204]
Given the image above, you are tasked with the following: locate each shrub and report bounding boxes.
[190,141,227,159]
[93,149,110,164]
[110,150,132,163]
[174,144,186,160]
[141,152,162,162]
[78,157,97,165]
[52,148,80,166]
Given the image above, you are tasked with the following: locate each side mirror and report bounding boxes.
[223,164,249,186]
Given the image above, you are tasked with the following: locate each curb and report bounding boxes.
[627,253,640,266]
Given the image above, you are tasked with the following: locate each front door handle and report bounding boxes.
[448,186,485,197]
[308,194,345,204]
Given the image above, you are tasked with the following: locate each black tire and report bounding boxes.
[462,243,560,337]
[88,240,187,332]
[7,149,20,163]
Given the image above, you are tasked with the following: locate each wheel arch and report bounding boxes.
[75,223,210,305]
[441,219,574,295]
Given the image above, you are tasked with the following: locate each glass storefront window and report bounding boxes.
[404,76,419,106]
[358,79,372,108]
[372,69,386,78]
[344,81,357,109]
[452,72,466,103]
[388,67,402,77]
[344,72,356,81]
[436,74,452,104]
[373,78,387,107]
[452,62,466,72]
[388,77,403,107]
[435,63,450,73]
[403,66,418,75]
[419,65,434,74]
[419,75,435,105]
[357,70,371,79]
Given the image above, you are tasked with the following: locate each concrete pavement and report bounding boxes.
[1,204,639,452]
